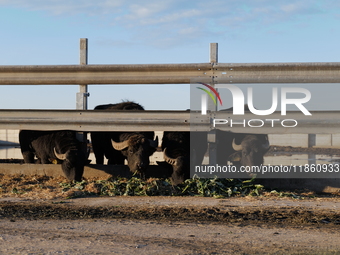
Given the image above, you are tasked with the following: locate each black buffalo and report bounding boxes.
[90,102,158,177]
[217,106,270,166]
[216,131,270,167]
[19,130,88,181]
[159,131,207,185]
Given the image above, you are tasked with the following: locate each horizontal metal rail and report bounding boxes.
[0,63,213,85]
[0,110,191,132]
[214,62,340,83]
[0,110,338,134]
[1,62,340,85]
[192,111,340,134]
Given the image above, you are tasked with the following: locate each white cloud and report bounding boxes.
[144,9,201,25]
[281,3,302,13]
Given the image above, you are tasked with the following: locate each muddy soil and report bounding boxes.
[1,196,340,226]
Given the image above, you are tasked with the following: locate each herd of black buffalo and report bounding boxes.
[18,101,270,185]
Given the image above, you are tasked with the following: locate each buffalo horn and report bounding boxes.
[163,148,178,166]
[54,147,66,160]
[149,136,159,148]
[111,139,129,151]
[232,138,243,151]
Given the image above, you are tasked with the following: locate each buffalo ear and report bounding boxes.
[149,136,159,148]
[228,151,242,162]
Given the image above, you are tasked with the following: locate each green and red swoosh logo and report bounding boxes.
[196,82,223,106]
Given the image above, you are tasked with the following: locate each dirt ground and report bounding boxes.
[1,144,340,254]
[1,195,340,254]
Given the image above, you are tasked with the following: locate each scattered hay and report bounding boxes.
[0,174,265,199]
[1,173,337,200]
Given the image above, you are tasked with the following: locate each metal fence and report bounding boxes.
[2,62,340,85]
[0,39,339,134]
[0,110,339,134]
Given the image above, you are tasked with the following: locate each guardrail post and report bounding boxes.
[208,43,218,165]
[308,134,316,147]
[210,43,218,63]
[77,38,89,110]
[77,38,89,152]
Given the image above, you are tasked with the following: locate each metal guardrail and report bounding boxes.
[1,62,340,85]
[0,40,339,134]
[192,111,340,134]
[0,110,338,134]
[0,63,213,85]
[214,62,340,83]
[0,110,191,132]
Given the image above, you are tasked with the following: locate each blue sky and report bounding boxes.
[1,0,340,110]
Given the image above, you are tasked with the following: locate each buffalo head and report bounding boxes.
[111,134,158,177]
[54,147,87,181]
[162,147,190,185]
[229,134,270,166]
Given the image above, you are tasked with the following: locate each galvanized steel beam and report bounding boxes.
[0,110,191,131]
[1,62,340,85]
[0,63,214,85]
[191,111,340,134]
[214,62,340,83]
[0,110,338,134]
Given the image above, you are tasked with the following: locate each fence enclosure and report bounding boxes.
[0,38,340,153]
[2,39,340,192]
[0,39,340,135]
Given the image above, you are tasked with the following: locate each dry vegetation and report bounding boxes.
[0,174,264,200]
[0,173,329,201]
